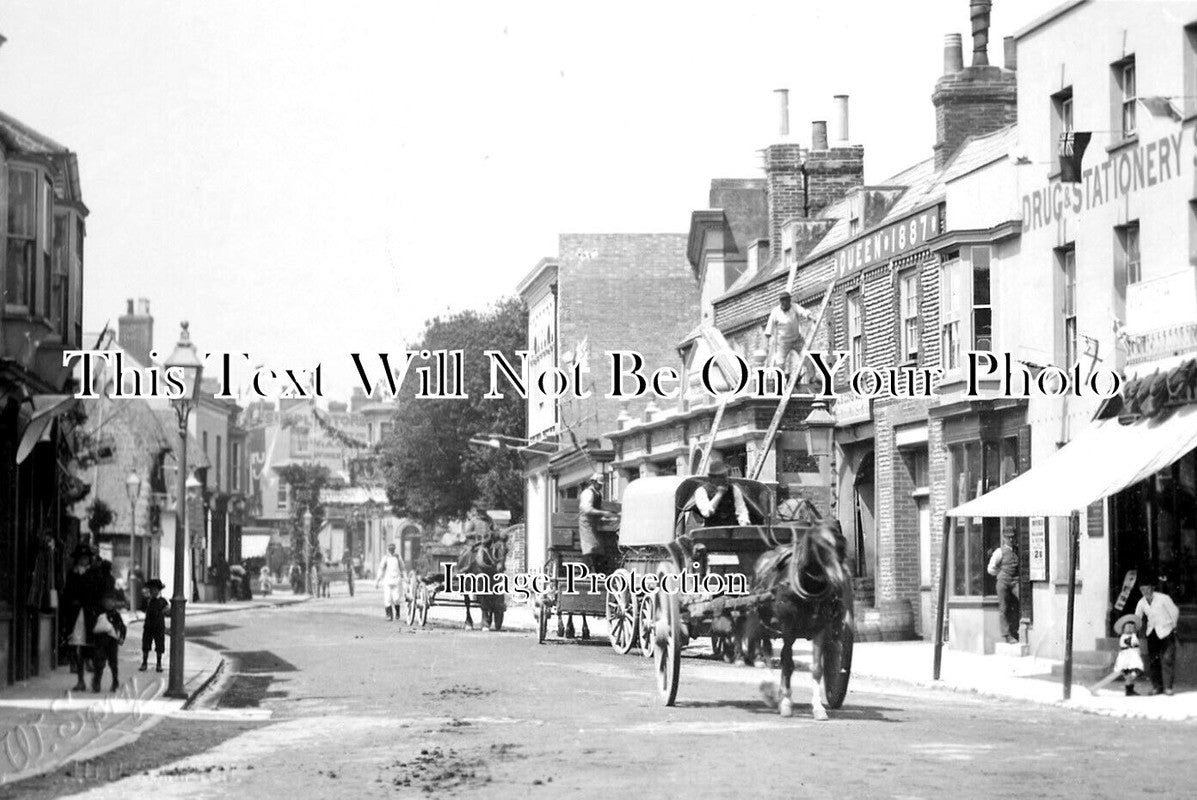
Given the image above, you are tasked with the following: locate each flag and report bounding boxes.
[1058,131,1092,183]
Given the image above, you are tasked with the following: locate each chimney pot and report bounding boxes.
[944,33,964,75]
[774,88,790,138]
[126,299,134,315]
[812,120,829,151]
[970,0,992,67]
[1003,36,1017,71]
[833,95,849,144]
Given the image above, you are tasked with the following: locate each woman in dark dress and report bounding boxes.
[61,546,102,691]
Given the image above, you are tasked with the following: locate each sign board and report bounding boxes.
[1029,517,1047,581]
[1114,569,1138,612]
[828,205,942,277]
[833,396,872,427]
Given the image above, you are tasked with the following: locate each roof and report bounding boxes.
[715,125,1017,304]
[1012,0,1089,41]
[0,109,68,154]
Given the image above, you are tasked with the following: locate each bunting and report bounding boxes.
[1058,131,1092,183]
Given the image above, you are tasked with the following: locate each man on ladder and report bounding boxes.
[764,291,816,385]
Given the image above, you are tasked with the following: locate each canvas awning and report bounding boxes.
[948,403,1197,518]
[16,395,75,464]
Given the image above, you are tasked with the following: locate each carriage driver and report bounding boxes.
[578,471,618,574]
[691,453,750,527]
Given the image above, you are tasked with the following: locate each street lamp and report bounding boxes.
[302,507,313,595]
[125,471,142,618]
[165,321,203,699]
[803,400,835,458]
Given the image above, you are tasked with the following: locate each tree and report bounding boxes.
[87,499,114,537]
[275,463,334,570]
[380,297,526,526]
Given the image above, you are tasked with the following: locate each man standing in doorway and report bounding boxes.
[374,542,404,621]
[1135,576,1180,695]
[987,530,1020,644]
[764,291,815,382]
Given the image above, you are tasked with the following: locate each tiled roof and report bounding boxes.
[0,109,68,154]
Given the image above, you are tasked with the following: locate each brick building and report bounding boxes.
[516,233,697,571]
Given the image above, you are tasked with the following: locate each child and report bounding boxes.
[91,591,127,692]
[140,579,168,673]
[1090,614,1145,696]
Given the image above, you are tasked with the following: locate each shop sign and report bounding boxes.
[1028,517,1047,582]
[833,396,872,426]
[1114,569,1138,612]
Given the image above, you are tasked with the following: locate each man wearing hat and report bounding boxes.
[1134,576,1181,695]
[690,453,750,528]
[578,471,618,573]
[140,578,169,672]
[764,291,815,381]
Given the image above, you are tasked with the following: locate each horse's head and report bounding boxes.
[478,536,508,573]
[789,520,847,601]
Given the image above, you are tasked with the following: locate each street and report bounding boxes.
[5,589,1196,800]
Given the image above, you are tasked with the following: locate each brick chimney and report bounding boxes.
[118,297,154,366]
[764,89,805,259]
[932,0,1016,170]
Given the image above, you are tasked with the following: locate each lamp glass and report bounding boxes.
[125,471,142,501]
[165,321,204,404]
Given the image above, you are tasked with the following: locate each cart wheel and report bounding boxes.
[405,576,418,625]
[822,616,854,710]
[653,589,682,706]
[537,598,550,644]
[605,570,636,655]
[419,583,431,627]
[637,593,654,658]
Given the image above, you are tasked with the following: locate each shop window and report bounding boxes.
[1113,56,1136,140]
[781,448,818,473]
[898,270,919,363]
[940,252,963,371]
[949,436,1020,597]
[5,167,37,309]
[846,291,863,369]
[1056,245,1078,368]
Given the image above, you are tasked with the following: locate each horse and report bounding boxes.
[748,520,850,720]
[452,535,508,631]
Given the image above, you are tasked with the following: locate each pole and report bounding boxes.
[1063,513,1079,700]
[128,496,138,621]
[933,515,952,680]
[167,414,189,698]
[304,511,312,595]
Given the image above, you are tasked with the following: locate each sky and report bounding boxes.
[0,0,1047,399]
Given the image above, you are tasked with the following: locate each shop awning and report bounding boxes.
[16,395,75,464]
[948,403,1197,518]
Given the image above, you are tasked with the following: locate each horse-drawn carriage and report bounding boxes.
[541,475,854,717]
[403,537,508,630]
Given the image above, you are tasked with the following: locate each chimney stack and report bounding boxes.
[812,121,829,151]
[943,33,964,75]
[774,88,790,138]
[118,296,155,366]
[1003,36,1017,71]
[970,0,992,67]
[833,95,850,144]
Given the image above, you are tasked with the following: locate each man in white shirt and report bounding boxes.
[1134,576,1180,695]
[374,542,405,621]
[690,455,750,527]
[764,291,816,380]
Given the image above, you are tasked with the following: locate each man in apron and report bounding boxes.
[578,472,618,573]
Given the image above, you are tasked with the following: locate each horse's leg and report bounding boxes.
[778,636,794,717]
[581,613,590,640]
[565,614,575,639]
[810,631,828,721]
[463,595,474,630]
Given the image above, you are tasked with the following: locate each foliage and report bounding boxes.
[86,499,114,536]
[380,296,527,526]
[275,463,333,566]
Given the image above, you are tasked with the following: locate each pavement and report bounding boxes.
[0,593,305,786]
[440,595,1197,723]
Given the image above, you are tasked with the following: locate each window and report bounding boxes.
[51,215,69,335]
[215,436,222,488]
[291,427,310,456]
[5,167,37,309]
[1051,86,1074,165]
[940,253,963,371]
[1115,57,1136,138]
[39,178,52,317]
[846,291,863,369]
[905,448,929,490]
[1059,245,1078,367]
[849,217,861,236]
[277,481,290,511]
[231,442,241,492]
[899,271,920,363]
[971,246,992,351]
[1118,222,1141,285]
[202,432,209,464]
[949,436,1020,596]
[1186,24,1197,116]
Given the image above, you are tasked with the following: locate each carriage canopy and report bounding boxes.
[617,475,775,546]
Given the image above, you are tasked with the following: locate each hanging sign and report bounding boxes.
[1029,517,1047,581]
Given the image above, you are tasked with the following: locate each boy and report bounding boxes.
[140,578,168,672]
[91,591,127,692]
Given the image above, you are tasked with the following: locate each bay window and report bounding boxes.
[940,246,996,372]
[5,167,37,309]
[940,253,962,371]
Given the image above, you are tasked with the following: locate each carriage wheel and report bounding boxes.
[537,598,550,644]
[637,594,654,658]
[605,571,636,655]
[405,575,418,625]
[418,583,432,627]
[653,589,682,706]
[822,617,854,710]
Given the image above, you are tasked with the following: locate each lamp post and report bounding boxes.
[166,322,203,699]
[302,507,313,595]
[125,472,142,618]
[803,398,836,515]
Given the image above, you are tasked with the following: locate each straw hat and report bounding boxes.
[1113,613,1141,635]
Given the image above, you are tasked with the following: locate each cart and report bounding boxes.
[403,541,507,630]
[619,475,854,707]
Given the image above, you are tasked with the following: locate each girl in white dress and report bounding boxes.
[1090,615,1145,696]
